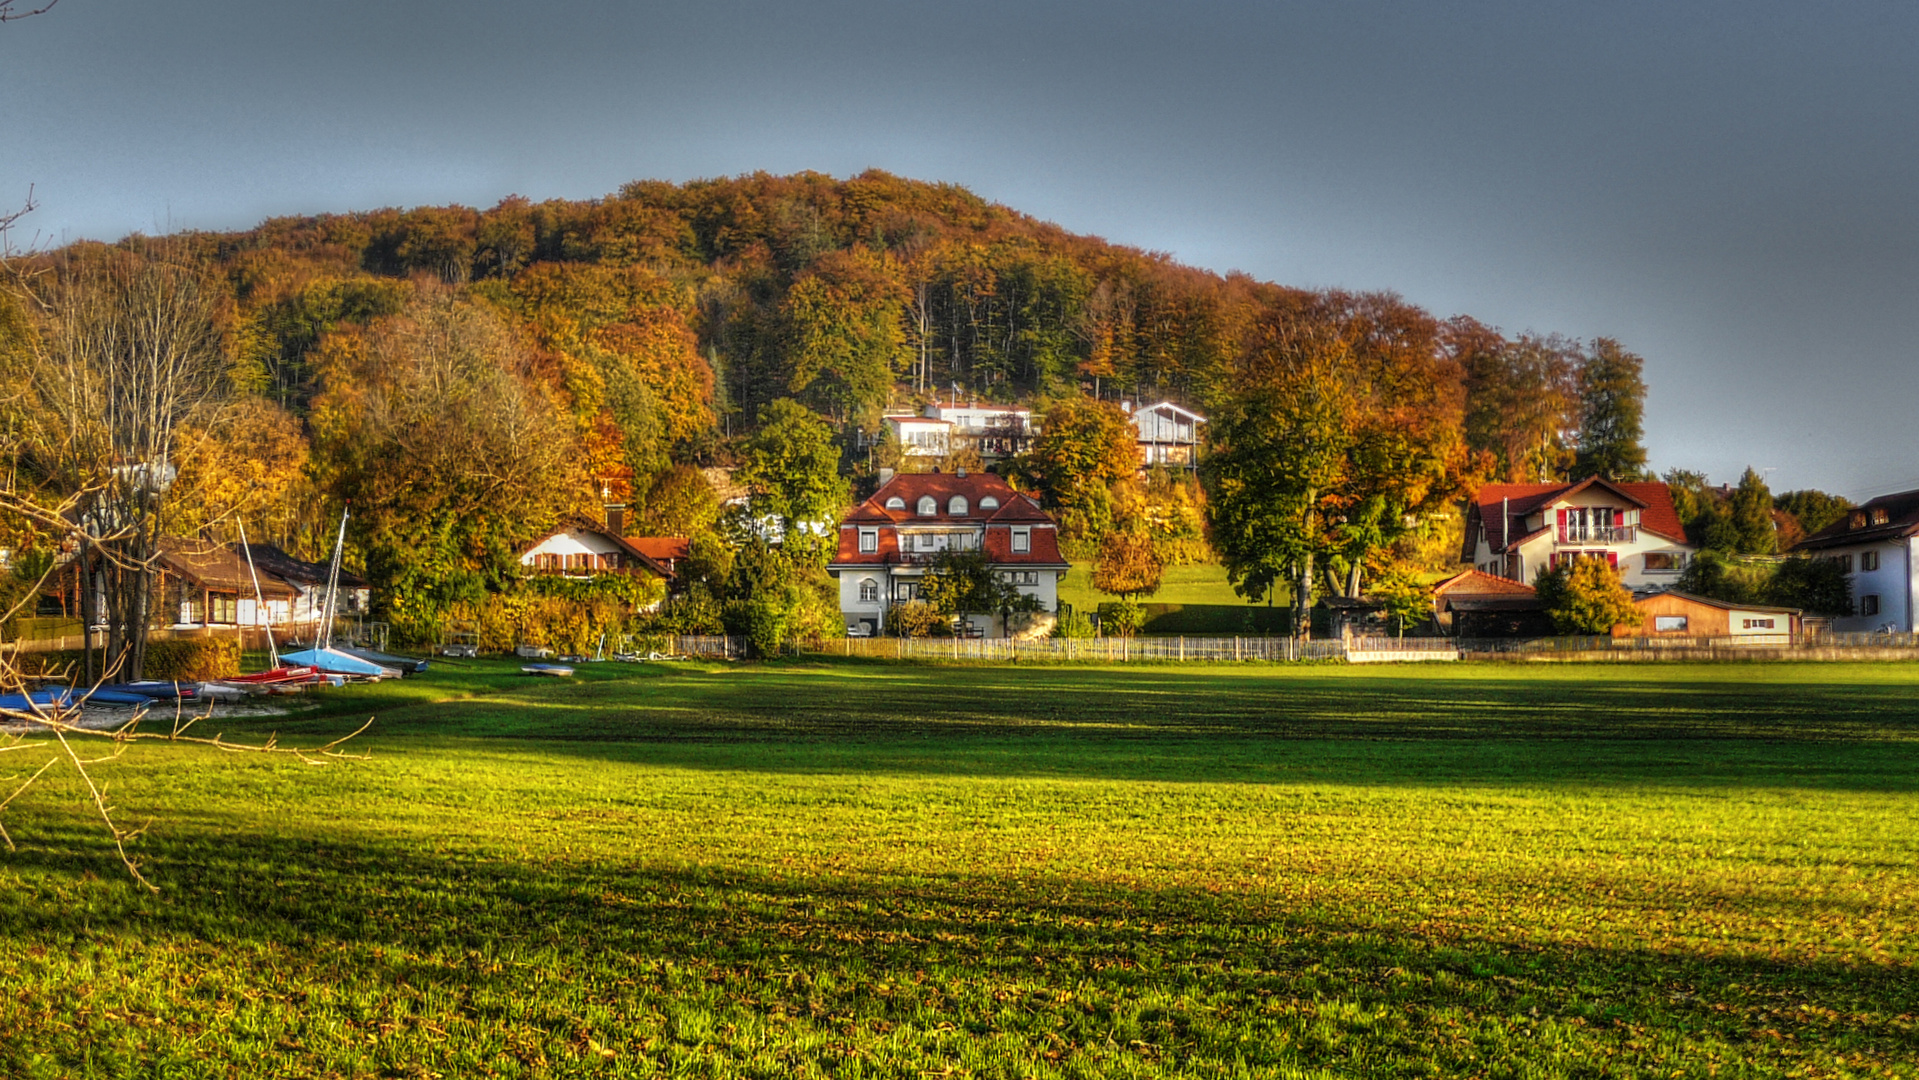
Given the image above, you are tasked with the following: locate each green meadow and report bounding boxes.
[3,659,1916,1077]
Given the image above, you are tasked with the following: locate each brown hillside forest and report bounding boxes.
[0,171,1847,667]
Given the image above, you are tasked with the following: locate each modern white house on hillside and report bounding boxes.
[1462,477,1698,589]
[1792,489,1919,632]
[1123,400,1205,469]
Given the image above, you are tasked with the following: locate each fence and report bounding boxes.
[1455,631,1919,660]
[794,635,1348,663]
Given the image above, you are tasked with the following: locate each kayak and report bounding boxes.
[78,688,156,707]
[98,681,198,701]
[521,663,574,677]
[222,665,321,686]
[0,689,75,711]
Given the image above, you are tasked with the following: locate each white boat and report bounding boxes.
[521,663,574,677]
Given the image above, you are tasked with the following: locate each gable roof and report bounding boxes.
[625,536,691,563]
[530,516,675,578]
[1433,569,1537,597]
[1637,589,1801,615]
[852,471,1054,525]
[1793,488,1919,552]
[235,543,368,591]
[159,540,299,598]
[1463,477,1689,559]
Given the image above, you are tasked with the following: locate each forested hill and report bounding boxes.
[4,170,1642,637]
[203,168,1304,426]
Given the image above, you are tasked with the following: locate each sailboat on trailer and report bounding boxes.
[279,508,403,680]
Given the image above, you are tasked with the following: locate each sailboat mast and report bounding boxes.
[320,507,348,649]
[236,520,279,669]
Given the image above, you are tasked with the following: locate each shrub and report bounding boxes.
[885,600,944,639]
[1051,607,1095,639]
[1535,560,1642,635]
[1097,597,1145,637]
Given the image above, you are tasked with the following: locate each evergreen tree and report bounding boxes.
[1727,467,1776,555]
[1573,338,1649,480]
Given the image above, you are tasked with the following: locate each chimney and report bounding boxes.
[955,467,968,478]
[877,467,895,486]
[606,504,625,535]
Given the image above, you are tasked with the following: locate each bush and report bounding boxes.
[1535,560,1642,635]
[1051,607,1095,639]
[16,637,241,682]
[1097,597,1145,637]
[885,600,944,638]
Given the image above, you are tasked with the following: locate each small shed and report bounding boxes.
[1616,590,1800,639]
[1431,569,1550,638]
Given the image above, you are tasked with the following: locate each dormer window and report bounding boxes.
[885,496,906,510]
[1011,527,1030,554]
[917,496,937,517]
[858,528,877,553]
[1872,508,1890,526]
[1851,511,1868,529]
[979,496,1000,510]
[948,496,968,516]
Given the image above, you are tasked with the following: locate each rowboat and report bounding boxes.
[0,689,74,711]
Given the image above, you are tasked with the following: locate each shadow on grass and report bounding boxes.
[238,661,1919,792]
[3,824,1914,1077]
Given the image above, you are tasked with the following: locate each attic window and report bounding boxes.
[979,496,1000,510]
[1872,508,1890,526]
[948,496,968,515]
[917,496,937,516]
[885,496,906,510]
[1851,511,1868,529]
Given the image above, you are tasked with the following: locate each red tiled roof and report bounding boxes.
[857,471,1052,525]
[981,527,1067,565]
[625,536,690,562]
[1433,569,1536,597]
[1463,477,1688,559]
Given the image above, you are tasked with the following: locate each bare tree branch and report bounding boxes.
[0,0,60,23]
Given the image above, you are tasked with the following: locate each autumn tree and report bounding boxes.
[735,398,848,566]
[781,247,906,426]
[1093,529,1163,599]
[1775,489,1853,536]
[1461,330,1579,483]
[919,548,1038,634]
[1573,338,1649,480]
[1534,559,1642,635]
[1026,396,1138,539]
[635,464,720,537]
[309,289,578,640]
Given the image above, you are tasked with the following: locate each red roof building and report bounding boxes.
[1462,476,1696,589]
[1791,487,1919,632]
[828,469,1070,637]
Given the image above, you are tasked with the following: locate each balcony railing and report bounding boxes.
[1557,525,1636,544]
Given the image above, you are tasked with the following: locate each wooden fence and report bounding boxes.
[794,635,1348,663]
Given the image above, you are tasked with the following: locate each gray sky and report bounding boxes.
[6,1,1917,498]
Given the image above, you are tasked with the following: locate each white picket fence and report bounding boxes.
[794,635,1349,663]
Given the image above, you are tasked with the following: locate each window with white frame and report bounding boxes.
[1742,618,1775,630]
[948,496,968,515]
[1654,615,1688,632]
[917,496,937,516]
[885,496,906,510]
[1011,528,1030,554]
[979,496,1000,510]
[858,528,877,553]
[1861,550,1880,571]
[858,578,880,603]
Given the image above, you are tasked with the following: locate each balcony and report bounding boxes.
[1557,525,1635,545]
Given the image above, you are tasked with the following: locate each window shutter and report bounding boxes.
[1557,509,1567,541]
[1607,552,1618,569]
[1613,509,1624,529]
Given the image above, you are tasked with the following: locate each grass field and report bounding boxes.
[3,659,1917,1077]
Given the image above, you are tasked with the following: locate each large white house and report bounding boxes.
[1123,400,1206,468]
[828,470,1070,637]
[1462,477,1697,589]
[1792,489,1919,632]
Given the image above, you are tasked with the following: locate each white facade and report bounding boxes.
[882,416,952,458]
[1471,493,1694,589]
[520,528,633,573]
[1816,539,1916,632]
[923,403,1033,458]
[836,536,1061,637]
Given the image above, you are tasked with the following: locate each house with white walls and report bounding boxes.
[1792,488,1919,632]
[1462,477,1697,589]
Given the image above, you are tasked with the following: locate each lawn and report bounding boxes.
[2,659,1917,1077]
[1058,563,1291,633]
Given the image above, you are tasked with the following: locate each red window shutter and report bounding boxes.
[1613,509,1624,528]
[1607,552,1618,569]
[1557,508,1567,541]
